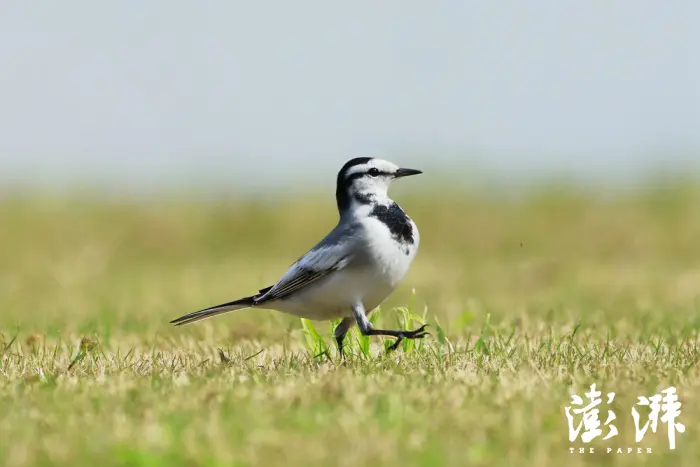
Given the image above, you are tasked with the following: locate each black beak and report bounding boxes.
[394,168,423,178]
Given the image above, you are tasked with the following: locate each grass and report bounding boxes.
[1,182,700,466]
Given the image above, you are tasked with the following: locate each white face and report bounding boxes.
[343,158,401,199]
[336,158,422,212]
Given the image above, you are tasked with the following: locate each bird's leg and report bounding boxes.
[352,302,429,351]
[333,317,355,359]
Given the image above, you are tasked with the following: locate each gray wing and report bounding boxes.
[255,223,359,303]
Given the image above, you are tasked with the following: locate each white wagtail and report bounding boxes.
[171,157,427,354]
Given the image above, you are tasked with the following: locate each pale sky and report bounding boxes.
[0,1,698,189]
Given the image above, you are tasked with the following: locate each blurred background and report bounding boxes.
[0,1,698,193]
[0,1,699,332]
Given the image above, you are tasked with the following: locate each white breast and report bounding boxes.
[358,216,419,307]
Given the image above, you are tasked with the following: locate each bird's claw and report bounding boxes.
[403,323,429,339]
[387,324,430,351]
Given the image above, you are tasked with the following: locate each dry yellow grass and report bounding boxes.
[1,182,699,466]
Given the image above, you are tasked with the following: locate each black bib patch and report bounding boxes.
[370,203,414,251]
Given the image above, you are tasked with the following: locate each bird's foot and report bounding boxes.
[337,347,347,364]
[335,336,347,363]
[387,324,429,351]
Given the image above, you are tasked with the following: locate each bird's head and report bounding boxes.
[336,157,422,214]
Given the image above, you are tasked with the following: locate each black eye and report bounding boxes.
[368,168,380,177]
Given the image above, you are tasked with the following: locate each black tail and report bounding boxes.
[170,296,256,326]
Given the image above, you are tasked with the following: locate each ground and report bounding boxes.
[1,182,699,466]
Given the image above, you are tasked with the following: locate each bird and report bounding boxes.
[170,157,427,355]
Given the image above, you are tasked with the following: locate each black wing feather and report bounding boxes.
[256,255,350,303]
